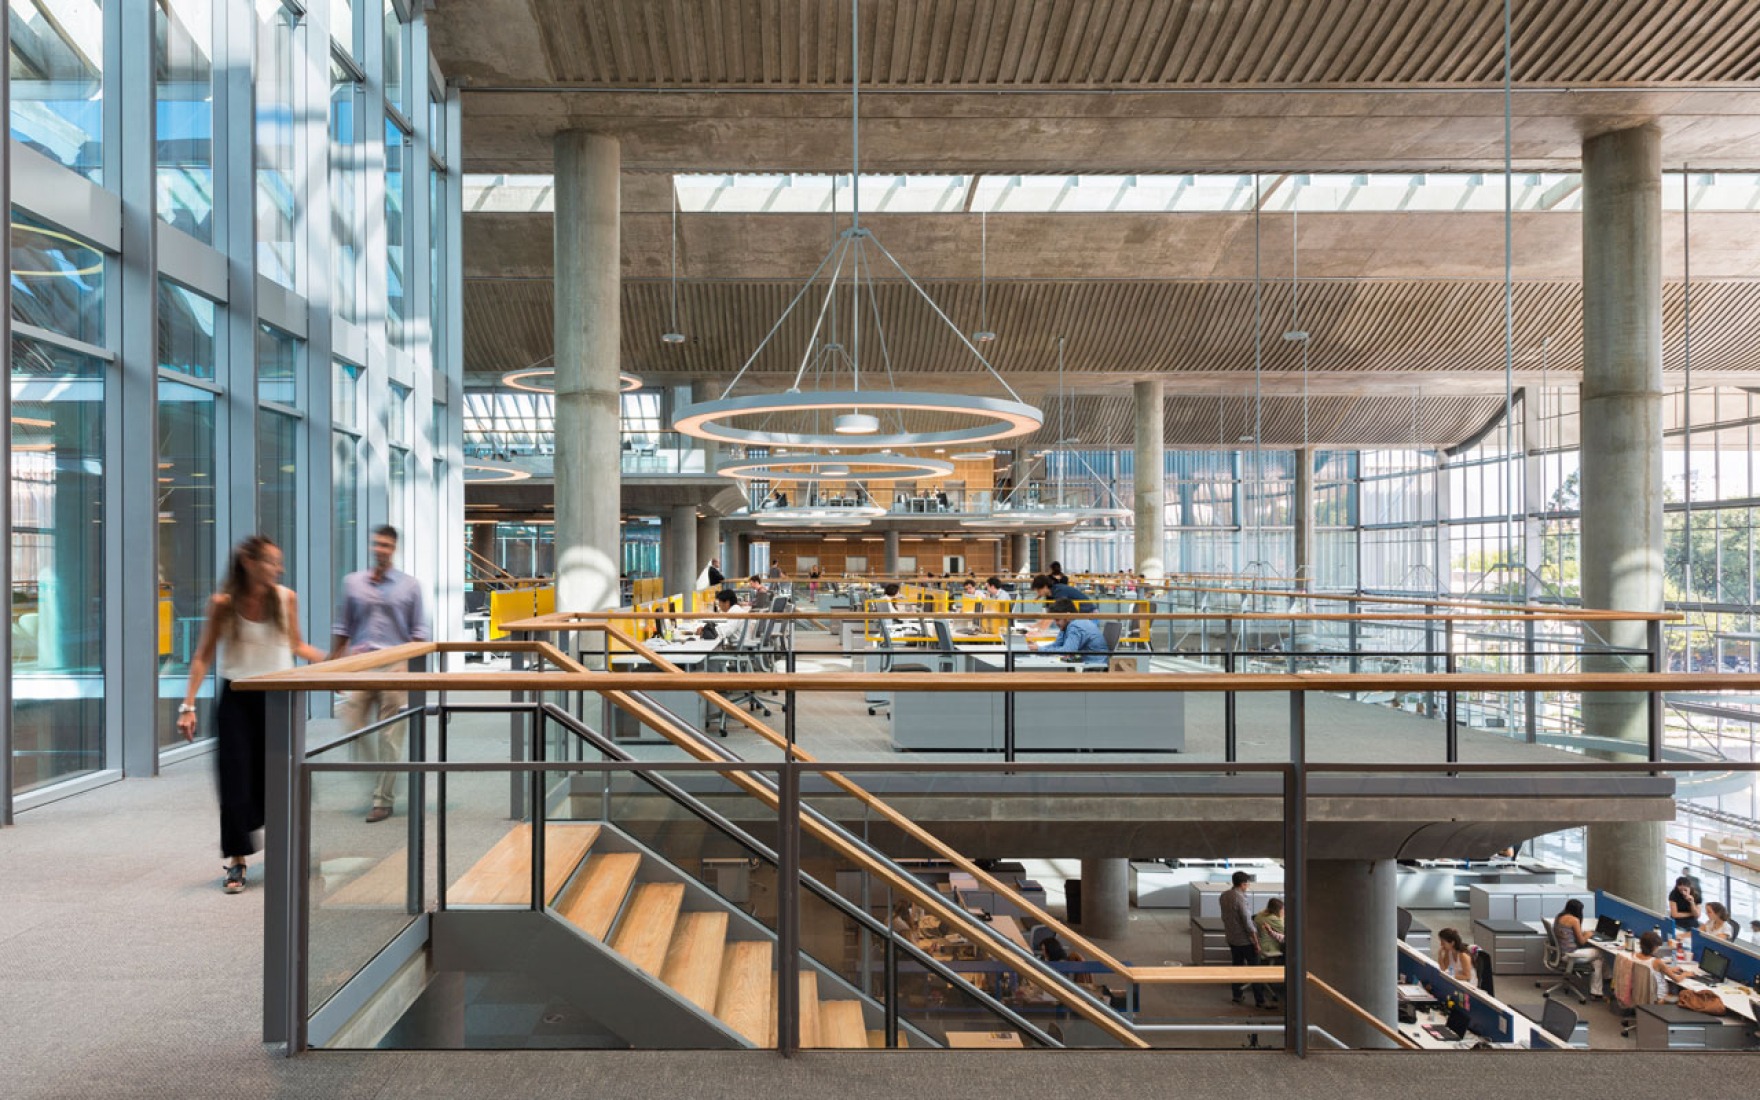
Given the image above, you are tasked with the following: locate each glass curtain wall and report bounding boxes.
[7,1,460,804]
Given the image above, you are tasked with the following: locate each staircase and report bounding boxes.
[420,820,904,1049]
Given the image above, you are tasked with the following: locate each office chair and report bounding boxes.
[1539,997,1579,1045]
[1100,619,1123,654]
[712,616,761,734]
[1471,945,1495,996]
[1614,957,1657,1038]
[866,619,950,717]
[1396,907,1414,942]
[1535,917,1591,1004]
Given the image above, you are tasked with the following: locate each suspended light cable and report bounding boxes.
[662,181,685,344]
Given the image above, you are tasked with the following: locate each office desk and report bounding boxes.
[1399,1007,1553,1050]
[1635,1003,1756,1050]
[1473,918,1548,975]
[889,660,1185,752]
[1469,883,1593,923]
[605,638,725,741]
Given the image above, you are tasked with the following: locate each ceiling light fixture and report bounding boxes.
[672,5,1040,452]
[717,452,953,483]
[973,210,997,344]
[662,180,686,345]
[504,363,641,394]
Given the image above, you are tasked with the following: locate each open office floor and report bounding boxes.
[0,751,1711,1100]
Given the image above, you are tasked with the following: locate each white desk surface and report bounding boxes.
[610,637,723,669]
[1590,942,1760,1020]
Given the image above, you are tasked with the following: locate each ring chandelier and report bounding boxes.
[673,3,1041,454]
[504,368,642,394]
[716,451,954,483]
[755,516,874,529]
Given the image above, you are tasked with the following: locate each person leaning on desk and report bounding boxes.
[699,588,747,639]
[1669,875,1702,930]
[1028,598,1110,668]
[1028,573,1095,632]
[1635,930,1692,985]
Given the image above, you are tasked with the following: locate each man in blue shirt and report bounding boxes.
[1030,598,1110,668]
[332,525,429,822]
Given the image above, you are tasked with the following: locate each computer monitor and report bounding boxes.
[1446,1003,1472,1039]
[1593,915,1622,941]
[1700,946,1731,984]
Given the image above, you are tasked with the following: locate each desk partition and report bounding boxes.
[1396,942,1566,1048]
[1690,930,1760,987]
[1594,890,1675,941]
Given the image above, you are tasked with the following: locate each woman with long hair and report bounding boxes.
[177,535,323,893]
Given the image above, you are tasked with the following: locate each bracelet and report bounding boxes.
[177,703,197,715]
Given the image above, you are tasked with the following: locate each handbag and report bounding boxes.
[1677,987,1726,1015]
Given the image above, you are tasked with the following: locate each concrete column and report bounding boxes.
[1133,379,1167,579]
[552,131,622,613]
[1078,858,1129,940]
[1579,125,1667,903]
[735,533,753,577]
[1293,447,1315,590]
[696,515,722,577]
[1043,530,1064,572]
[1011,532,1032,575]
[1308,858,1398,1048]
[883,530,901,575]
[663,504,697,600]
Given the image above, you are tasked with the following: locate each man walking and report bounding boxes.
[1221,870,1269,1009]
[332,526,428,822]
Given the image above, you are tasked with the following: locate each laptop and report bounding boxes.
[1700,946,1731,984]
[1590,916,1622,943]
[1423,1004,1473,1043]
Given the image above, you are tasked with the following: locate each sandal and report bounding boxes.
[224,864,247,894]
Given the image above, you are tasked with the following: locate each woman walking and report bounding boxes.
[177,536,324,893]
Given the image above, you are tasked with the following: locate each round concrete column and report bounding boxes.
[1043,530,1064,572]
[1293,447,1315,591]
[734,534,753,577]
[470,521,497,577]
[883,530,901,575]
[1078,857,1129,940]
[552,130,622,614]
[663,504,697,600]
[1579,124,1667,903]
[1011,532,1032,575]
[696,515,722,579]
[1133,379,1166,579]
[1308,858,1398,1048]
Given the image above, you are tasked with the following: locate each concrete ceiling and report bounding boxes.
[437,0,1760,448]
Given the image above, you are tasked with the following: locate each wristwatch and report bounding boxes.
[177,703,197,715]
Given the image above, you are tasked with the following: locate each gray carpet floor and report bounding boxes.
[0,749,1733,1100]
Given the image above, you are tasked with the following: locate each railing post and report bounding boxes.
[262,689,307,1051]
[1223,634,1237,765]
[1424,613,1438,721]
[531,706,548,911]
[883,935,900,1049]
[406,653,427,914]
[1004,629,1017,763]
[1286,694,1307,1057]
[784,644,797,757]
[1648,618,1665,764]
[776,762,801,1057]
[1524,615,1539,744]
[1444,618,1458,764]
[437,703,450,911]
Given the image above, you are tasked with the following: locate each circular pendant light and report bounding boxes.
[716,451,954,483]
[505,367,642,394]
[755,515,874,529]
[677,390,1041,450]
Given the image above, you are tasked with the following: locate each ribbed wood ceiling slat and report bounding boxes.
[499,0,1760,86]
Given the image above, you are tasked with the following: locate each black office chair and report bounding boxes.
[1535,917,1591,1004]
[867,619,949,717]
[1100,619,1123,654]
[1539,997,1579,1045]
[1471,945,1495,996]
[1396,907,1414,942]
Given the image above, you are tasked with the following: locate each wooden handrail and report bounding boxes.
[1305,974,1421,1050]
[1668,839,1760,878]
[500,607,1671,627]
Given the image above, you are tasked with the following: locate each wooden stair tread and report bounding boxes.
[818,1000,868,1049]
[554,852,642,940]
[867,1029,908,1049]
[448,822,600,906]
[659,911,730,1012]
[796,971,821,1049]
[609,882,686,976]
[714,941,774,1047]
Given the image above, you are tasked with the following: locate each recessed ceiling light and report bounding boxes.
[1282,330,1309,342]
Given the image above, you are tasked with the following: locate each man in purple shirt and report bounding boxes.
[331,526,429,822]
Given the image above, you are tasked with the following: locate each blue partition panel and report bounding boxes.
[1396,944,1516,1042]
[1690,931,1760,987]
[1595,890,1674,941]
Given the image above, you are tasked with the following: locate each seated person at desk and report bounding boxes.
[1028,598,1109,668]
[1035,932,1068,963]
[1669,875,1702,930]
[746,575,771,605]
[889,900,919,938]
[1436,927,1479,988]
[1636,930,1692,985]
[1027,573,1096,631]
[699,588,747,638]
[1702,901,1738,940]
[1554,898,1607,999]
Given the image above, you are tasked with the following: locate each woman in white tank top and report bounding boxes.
[176,536,323,893]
